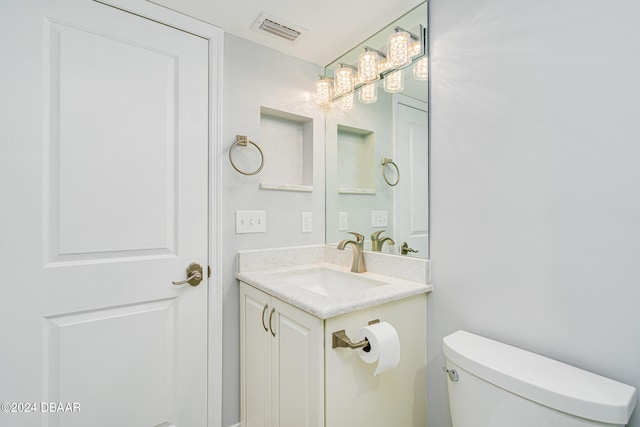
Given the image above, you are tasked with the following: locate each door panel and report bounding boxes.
[43,299,177,427]
[0,1,210,426]
[46,19,178,261]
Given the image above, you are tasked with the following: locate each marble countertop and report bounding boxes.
[236,262,432,319]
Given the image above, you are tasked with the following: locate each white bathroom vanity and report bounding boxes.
[237,246,432,427]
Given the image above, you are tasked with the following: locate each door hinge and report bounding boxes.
[207,265,211,278]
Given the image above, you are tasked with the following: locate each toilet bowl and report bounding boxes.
[443,330,637,427]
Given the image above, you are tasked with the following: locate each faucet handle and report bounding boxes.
[347,231,365,242]
[401,242,419,255]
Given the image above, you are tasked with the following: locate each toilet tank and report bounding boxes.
[443,331,637,427]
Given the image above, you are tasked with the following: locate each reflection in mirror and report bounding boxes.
[324,2,428,258]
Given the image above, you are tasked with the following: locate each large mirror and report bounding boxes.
[324,2,429,258]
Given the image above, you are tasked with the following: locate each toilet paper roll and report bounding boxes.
[356,321,400,376]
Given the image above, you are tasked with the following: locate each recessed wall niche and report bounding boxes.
[337,125,375,194]
[259,107,313,192]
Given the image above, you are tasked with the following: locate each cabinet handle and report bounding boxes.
[261,304,269,332]
[269,307,276,337]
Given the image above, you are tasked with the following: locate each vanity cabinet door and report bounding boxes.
[240,282,324,427]
[271,299,324,427]
[241,283,273,427]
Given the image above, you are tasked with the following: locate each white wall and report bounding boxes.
[428,0,640,426]
[221,34,324,426]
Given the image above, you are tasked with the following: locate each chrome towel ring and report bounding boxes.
[229,135,264,176]
[381,157,400,186]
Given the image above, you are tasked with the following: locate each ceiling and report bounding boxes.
[148,0,424,66]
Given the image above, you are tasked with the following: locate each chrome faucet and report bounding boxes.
[337,232,366,273]
[371,230,395,252]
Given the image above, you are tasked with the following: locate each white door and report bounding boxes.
[0,1,212,426]
[395,95,429,257]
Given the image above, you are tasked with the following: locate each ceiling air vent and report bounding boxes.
[252,13,307,42]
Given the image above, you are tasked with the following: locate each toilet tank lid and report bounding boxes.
[443,330,637,425]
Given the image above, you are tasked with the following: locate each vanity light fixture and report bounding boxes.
[340,93,354,111]
[358,49,380,83]
[413,56,428,81]
[410,30,428,81]
[387,28,411,67]
[315,76,333,105]
[377,57,391,74]
[359,83,377,104]
[314,24,426,107]
[334,64,356,96]
[383,69,404,93]
[410,40,423,57]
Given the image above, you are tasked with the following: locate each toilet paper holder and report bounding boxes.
[332,319,380,350]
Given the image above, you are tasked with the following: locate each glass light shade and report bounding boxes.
[387,31,410,67]
[334,66,354,96]
[340,93,354,111]
[359,83,377,104]
[413,57,428,81]
[377,58,391,74]
[410,40,423,57]
[315,77,332,105]
[358,50,378,83]
[383,69,404,93]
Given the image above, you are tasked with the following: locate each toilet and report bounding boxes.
[443,330,637,427]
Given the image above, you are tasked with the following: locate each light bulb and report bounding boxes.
[359,83,377,104]
[315,77,332,105]
[387,31,410,67]
[334,66,354,96]
[358,50,378,83]
[413,57,428,81]
[384,69,404,93]
[340,93,354,111]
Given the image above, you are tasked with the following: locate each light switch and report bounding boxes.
[236,210,266,234]
[338,212,348,231]
[301,212,312,233]
[371,210,388,227]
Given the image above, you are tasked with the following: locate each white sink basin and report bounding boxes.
[268,266,389,298]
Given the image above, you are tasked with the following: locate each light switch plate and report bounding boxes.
[301,212,312,233]
[371,210,388,227]
[236,210,266,234]
[338,212,348,231]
